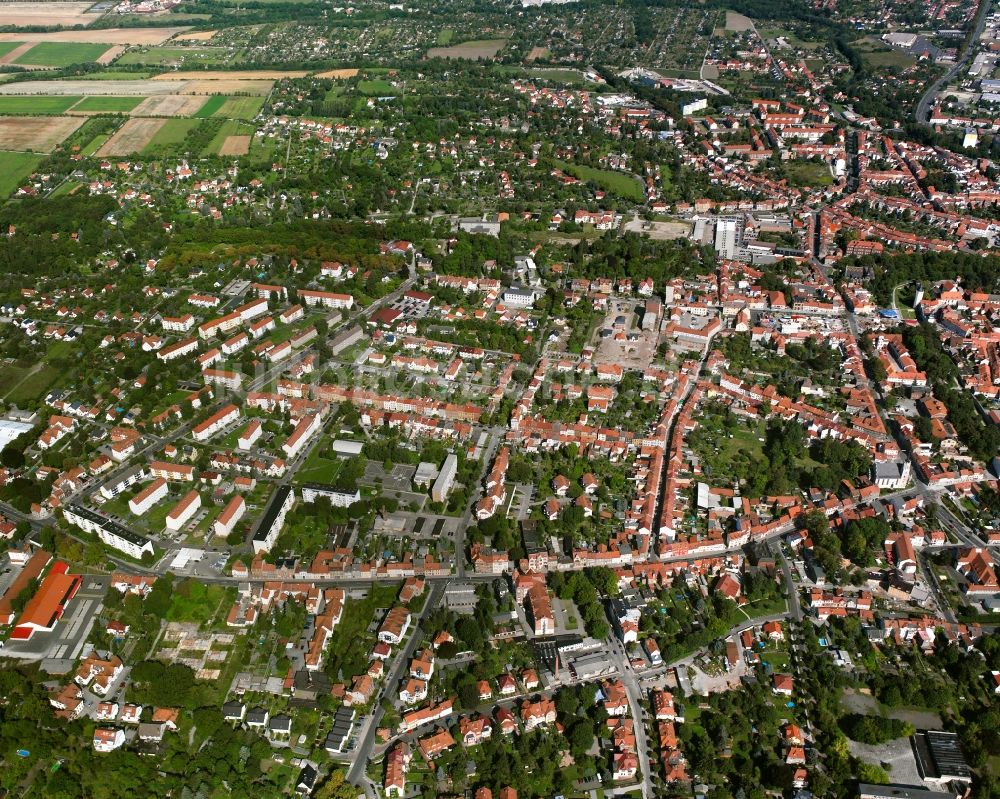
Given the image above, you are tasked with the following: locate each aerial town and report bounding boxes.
[0,0,1000,798]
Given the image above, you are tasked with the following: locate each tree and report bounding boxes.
[1,445,25,469]
[313,769,358,799]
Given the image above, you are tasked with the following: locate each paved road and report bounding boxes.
[915,0,992,123]
[346,582,443,790]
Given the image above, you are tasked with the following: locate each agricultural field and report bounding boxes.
[97,117,166,156]
[0,27,191,45]
[0,79,185,96]
[0,96,80,115]
[0,2,97,28]
[0,151,43,198]
[0,115,84,152]
[203,119,254,155]
[426,38,507,59]
[13,42,115,68]
[70,96,145,114]
[211,96,264,119]
[193,95,228,117]
[141,118,202,154]
[132,94,207,117]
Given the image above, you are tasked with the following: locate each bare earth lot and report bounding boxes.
[0,27,190,45]
[97,117,165,156]
[96,45,126,64]
[132,94,206,116]
[0,2,97,27]
[0,115,84,151]
[218,134,250,155]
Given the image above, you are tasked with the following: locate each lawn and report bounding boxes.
[71,96,144,114]
[0,96,81,115]
[295,445,344,484]
[141,118,200,154]
[436,28,454,45]
[14,42,112,68]
[213,95,264,119]
[554,159,645,202]
[194,95,227,118]
[0,151,43,198]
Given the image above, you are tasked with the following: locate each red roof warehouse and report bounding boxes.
[12,561,82,640]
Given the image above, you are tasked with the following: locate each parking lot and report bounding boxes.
[4,574,109,670]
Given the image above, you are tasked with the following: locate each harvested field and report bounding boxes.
[97,117,165,156]
[314,68,359,79]
[0,28,189,45]
[0,115,83,152]
[151,69,308,80]
[96,44,126,64]
[426,38,506,59]
[0,2,96,28]
[173,30,216,41]
[0,43,34,66]
[131,94,207,117]
[218,134,250,155]
[0,79,188,95]
[178,79,273,95]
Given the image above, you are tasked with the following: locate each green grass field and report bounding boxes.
[194,95,227,118]
[0,151,42,197]
[213,95,264,119]
[0,362,61,404]
[436,28,454,45]
[357,78,395,96]
[14,42,112,68]
[81,131,113,156]
[71,96,144,113]
[0,96,81,115]
[554,159,646,202]
[141,118,200,153]
[784,159,833,187]
[0,42,23,59]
